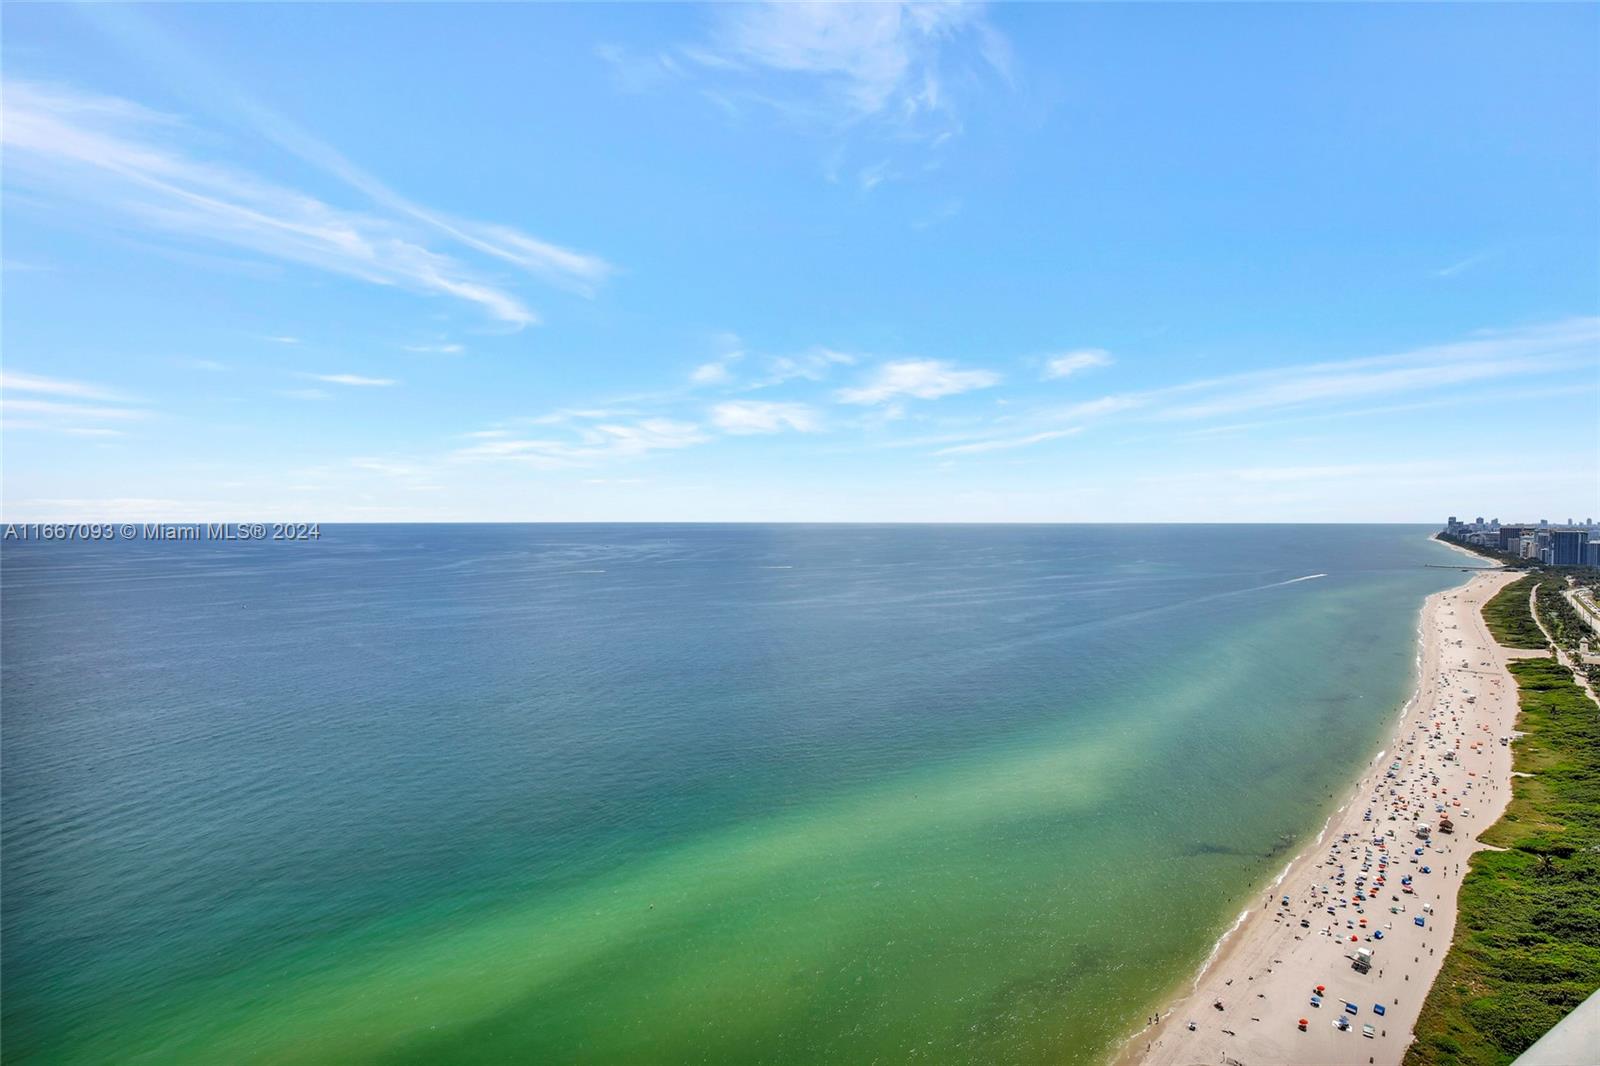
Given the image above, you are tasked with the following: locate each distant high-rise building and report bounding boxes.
[1498,526,1530,551]
[1551,530,1589,566]
[1588,541,1600,566]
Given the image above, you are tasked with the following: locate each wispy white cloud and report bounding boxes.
[753,347,856,388]
[403,342,465,355]
[1435,251,1493,279]
[74,8,620,300]
[711,400,820,435]
[3,398,148,421]
[59,426,127,438]
[302,373,398,387]
[935,427,1082,456]
[691,361,733,385]
[0,370,130,402]
[447,224,612,298]
[9,497,192,520]
[595,43,688,94]
[1152,318,1599,422]
[859,160,892,192]
[1041,349,1112,380]
[2,371,148,435]
[349,457,434,481]
[911,198,963,230]
[1047,395,1144,421]
[1227,463,1418,484]
[686,333,747,386]
[522,407,642,426]
[1,80,611,327]
[685,1,1008,136]
[1179,382,1597,439]
[453,416,708,468]
[837,358,1000,404]
[915,318,1599,458]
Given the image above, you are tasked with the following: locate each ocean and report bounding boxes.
[0,524,1468,1064]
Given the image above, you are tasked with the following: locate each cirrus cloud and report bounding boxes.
[836,358,1000,405]
[1042,349,1112,380]
[302,373,398,387]
[1,79,612,329]
[711,400,820,434]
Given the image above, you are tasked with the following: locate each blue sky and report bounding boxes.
[3,2,1597,522]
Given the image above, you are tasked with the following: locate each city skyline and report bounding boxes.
[3,3,1598,522]
[1443,514,1600,566]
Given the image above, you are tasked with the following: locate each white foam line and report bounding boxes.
[1177,590,1429,996]
[1199,908,1253,979]
[1137,569,1492,1061]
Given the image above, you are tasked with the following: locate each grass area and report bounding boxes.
[1481,575,1547,650]
[1533,574,1589,653]
[1404,656,1600,1066]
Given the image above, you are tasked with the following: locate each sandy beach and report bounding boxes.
[1121,560,1540,1066]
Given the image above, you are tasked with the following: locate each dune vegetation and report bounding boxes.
[1405,655,1600,1065]
[1480,576,1546,650]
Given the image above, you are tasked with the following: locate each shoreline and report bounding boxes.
[1115,551,1529,1066]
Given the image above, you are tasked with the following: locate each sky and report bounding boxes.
[2,2,1597,523]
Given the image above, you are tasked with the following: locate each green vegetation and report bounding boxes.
[1405,656,1600,1066]
[1533,574,1589,653]
[1482,575,1548,650]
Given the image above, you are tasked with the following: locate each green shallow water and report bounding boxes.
[1,525,1468,1063]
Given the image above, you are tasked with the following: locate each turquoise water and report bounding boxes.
[0,525,1466,1064]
